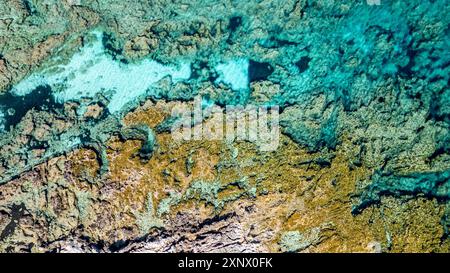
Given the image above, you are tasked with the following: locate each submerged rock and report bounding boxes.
[353,169,450,216]
[0,0,449,253]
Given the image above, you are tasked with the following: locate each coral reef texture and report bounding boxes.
[0,0,449,253]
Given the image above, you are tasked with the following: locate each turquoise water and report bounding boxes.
[0,0,449,234]
[10,31,192,114]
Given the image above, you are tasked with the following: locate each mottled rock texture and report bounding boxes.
[0,0,449,252]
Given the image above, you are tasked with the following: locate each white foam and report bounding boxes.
[11,31,191,114]
[214,58,249,91]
